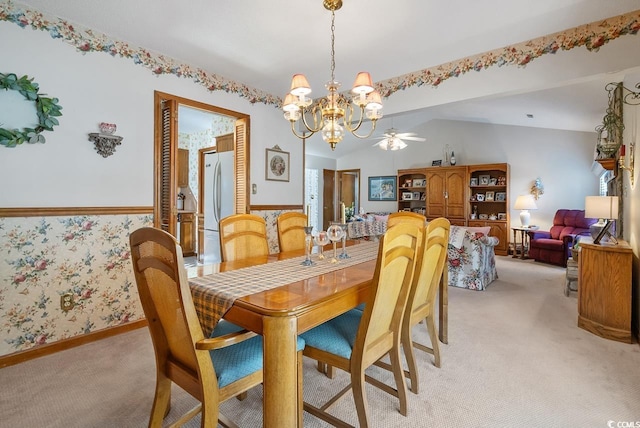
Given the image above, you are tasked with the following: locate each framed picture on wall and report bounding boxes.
[265,147,290,181]
[368,176,397,201]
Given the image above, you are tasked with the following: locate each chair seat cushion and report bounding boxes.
[300,309,362,359]
[530,238,564,251]
[211,320,304,387]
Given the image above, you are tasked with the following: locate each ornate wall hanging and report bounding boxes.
[0,73,63,147]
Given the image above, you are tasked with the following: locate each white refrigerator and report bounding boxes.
[203,150,235,263]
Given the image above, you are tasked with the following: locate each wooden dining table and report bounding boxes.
[186,240,449,427]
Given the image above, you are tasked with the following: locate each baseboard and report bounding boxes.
[0,319,148,369]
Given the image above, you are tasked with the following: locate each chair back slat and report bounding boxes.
[277,212,308,252]
[220,214,269,261]
[387,211,426,229]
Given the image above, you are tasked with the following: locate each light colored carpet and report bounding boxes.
[1,256,639,427]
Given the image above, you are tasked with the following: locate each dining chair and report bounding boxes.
[377,217,450,394]
[129,227,304,427]
[219,213,269,262]
[300,222,422,427]
[387,211,426,229]
[277,211,308,252]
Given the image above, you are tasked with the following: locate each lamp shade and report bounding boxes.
[289,74,311,96]
[352,72,374,94]
[514,195,538,210]
[585,196,619,219]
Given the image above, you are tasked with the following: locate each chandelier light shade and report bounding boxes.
[282,0,383,150]
[514,194,538,227]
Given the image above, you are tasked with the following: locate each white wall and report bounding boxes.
[336,119,599,231]
[0,22,303,208]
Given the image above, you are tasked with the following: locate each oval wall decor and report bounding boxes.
[0,73,63,147]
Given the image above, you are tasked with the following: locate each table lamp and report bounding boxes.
[514,195,537,227]
[585,196,619,244]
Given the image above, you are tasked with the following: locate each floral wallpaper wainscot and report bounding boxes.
[0,214,152,357]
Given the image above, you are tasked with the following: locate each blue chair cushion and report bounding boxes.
[354,303,366,311]
[210,320,305,388]
[300,309,362,359]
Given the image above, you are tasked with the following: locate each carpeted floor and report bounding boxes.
[1,256,639,427]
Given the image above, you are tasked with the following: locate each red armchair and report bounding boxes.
[527,209,596,267]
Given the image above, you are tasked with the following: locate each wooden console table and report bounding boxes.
[578,240,633,343]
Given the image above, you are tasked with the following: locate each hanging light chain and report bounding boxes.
[330,9,336,82]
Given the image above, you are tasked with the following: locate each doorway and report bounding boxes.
[153,91,250,260]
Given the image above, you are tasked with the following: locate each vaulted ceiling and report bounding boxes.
[12,0,640,158]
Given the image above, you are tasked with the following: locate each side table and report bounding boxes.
[511,226,539,260]
[565,257,578,296]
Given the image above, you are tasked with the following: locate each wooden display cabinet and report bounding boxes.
[468,163,510,255]
[425,166,466,225]
[397,168,426,215]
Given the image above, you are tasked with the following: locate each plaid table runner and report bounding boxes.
[189,240,379,336]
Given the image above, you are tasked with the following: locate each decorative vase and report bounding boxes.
[450,151,456,165]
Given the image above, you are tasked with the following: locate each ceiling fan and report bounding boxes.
[372,128,426,151]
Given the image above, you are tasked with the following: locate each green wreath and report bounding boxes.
[0,73,63,147]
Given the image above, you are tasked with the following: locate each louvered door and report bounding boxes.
[156,98,178,235]
[234,117,249,214]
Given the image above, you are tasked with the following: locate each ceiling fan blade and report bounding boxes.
[394,132,418,138]
[402,136,426,141]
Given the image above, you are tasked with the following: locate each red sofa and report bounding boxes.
[527,210,596,267]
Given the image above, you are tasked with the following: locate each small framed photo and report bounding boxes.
[495,192,506,202]
[420,193,426,201]
[432,160,442,166]
[489,178,497,186]
[413,178,426,187]
[470,178,478,186]
[498,212,507,220]
[479,214,489,220]
[485,191,495,201]
[403,179,413,187]
[412,191,420,200]
[475,193,485,202]
[265,147,290,181]
[478,175,491,185]
[402,192,413,201]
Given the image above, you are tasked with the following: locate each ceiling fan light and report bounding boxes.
[290,74,312,97]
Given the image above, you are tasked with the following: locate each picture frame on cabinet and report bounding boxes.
[489,178,497,186]
[368,176,397,201]
[479,175,491,185]
[495,192,506,202]
[475,193,485,202]
[412,191,420,200]
[498,212,507,220]
[402,192,414,201]
[470,178,478,186]
[485,191,495,201]
[413,178,426,187]
[403,179,413,187]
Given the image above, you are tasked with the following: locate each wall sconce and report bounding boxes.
[530,177,544,200]
[88,122,122,158]
[618,143,635,186]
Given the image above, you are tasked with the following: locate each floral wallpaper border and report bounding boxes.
[1,2,638,105]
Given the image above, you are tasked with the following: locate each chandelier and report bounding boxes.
[282,0,383,150]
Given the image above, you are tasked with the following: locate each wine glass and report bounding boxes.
[314,231,330,260]
[326,224,345,264]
